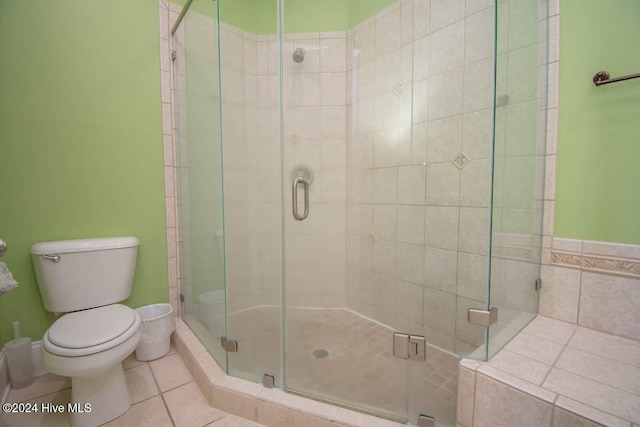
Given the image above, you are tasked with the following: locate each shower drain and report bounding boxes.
[312,349,329,359]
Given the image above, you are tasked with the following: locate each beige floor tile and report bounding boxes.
[206,414,265,426]
[125,363,161,403]
[150,353,193,392]
[122,352,146,370]
[101,395,173,427]
[7,373,70,403]
[164,382,226,427]
[0,389,71,427]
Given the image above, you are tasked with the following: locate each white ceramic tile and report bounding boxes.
[555,346,640,395]
[544,368,640,423]
[431,0,465,32]
[293,73,320,106]
[427,115,462,163]
[426,162,460,206]
[320,73,346,106]
[473,372,554,427]
[430,20,465,76]
[396,205,425,245]
[504,332,564,365]
[320,38,345,73]
[463,59,494,113]
[164,382,227,427]
[150,353,193,392]
[539,265,581,324]
[460,159,491,207]
[397,165,426,204]
[457,252,490,302]
[104,395,173,427]
[476,365,557,404]
[424,247,458,294]
[579,273,640,341]
[458,207,490,255]
[555,396,632,427]
[521,315,577,345]
[422,287,456,336]
[569,327,640,368]
[428,69,464,120]
[375,7,401,57]
[125,363,160,403]
[487,349,551,385]
[425,206,459,250]
[396,243,424,285]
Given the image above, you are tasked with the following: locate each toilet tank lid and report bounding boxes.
[31,237,139,255]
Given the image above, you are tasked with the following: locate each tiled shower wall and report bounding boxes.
[345,0,496,355]
[161,0,639,349]
[220,26,350,313]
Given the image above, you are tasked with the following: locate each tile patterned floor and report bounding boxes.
[477,316,640,426]
[226,307,459,425]
[0,346,264,427]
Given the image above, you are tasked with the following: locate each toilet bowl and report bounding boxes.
[40,305,143,427]
[31,237,142,427]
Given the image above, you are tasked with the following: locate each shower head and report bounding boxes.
[292,47,305,63]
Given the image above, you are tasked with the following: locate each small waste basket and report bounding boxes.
[196,290,225,335]
[135,303,176,361]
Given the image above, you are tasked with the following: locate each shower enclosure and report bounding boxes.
[172,0,548,425]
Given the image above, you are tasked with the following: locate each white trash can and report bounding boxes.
[135,303,176,361]
[196,290,225,335]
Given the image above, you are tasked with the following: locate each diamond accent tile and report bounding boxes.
[288,135,300,146]
[452,151,470,169]
[392,81,407,97]
[367,232,379,246]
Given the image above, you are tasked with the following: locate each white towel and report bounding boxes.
[0,261,18,295]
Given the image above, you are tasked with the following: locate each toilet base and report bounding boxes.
[69,363,131,427]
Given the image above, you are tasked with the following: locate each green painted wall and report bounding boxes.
[556,0,640,244]
[180,0,394,34]
[348,0,396,27]
[0,1,168,347]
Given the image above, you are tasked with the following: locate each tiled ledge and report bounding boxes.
[457,316,640,427]
[171,319,407,427]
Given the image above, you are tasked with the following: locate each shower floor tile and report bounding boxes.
[227,306,459,425]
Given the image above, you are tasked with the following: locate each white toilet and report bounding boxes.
[31,237,143,427]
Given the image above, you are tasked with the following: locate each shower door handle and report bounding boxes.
[292,176,310,221]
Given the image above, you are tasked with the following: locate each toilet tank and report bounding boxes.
[31,237,139,313]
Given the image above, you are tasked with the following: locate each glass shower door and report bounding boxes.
[487,0,547,358]
[222,0,284,385]
[172,0,227,370]
[280,0,414,421]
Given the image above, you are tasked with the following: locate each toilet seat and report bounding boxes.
[43,304,141,357]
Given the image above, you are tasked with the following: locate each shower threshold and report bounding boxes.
[184,306,459,426]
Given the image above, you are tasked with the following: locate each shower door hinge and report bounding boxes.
[220,337,238,353]
[393,333,426,361]
[171,50,177,62]
[179,293,184,302]
[418,415,435,427]
[535,277,542,291]
[468,307,498,327]
[262,374,275,388]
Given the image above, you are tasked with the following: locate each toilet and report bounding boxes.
[31,237,142,427]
